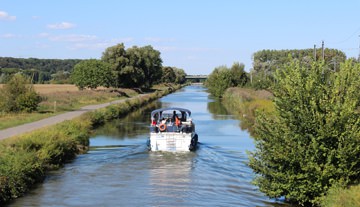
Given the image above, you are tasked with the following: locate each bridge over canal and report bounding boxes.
[185,75,208,82]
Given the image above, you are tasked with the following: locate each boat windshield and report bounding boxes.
[151,108,191,123]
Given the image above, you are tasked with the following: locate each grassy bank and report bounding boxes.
[0,84,181,205]
[222,87,274,135]
[0,84,142,130]
[321,185,360,207]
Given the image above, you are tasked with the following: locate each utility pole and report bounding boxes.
[322,40,325,61]
[313,44,316,61]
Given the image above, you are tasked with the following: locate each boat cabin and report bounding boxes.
[150,107,195,133]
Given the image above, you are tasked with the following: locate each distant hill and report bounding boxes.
[0,57,82,73]
[0,57,84,83]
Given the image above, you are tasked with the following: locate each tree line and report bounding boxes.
[205,48,350,97]
[250,48,347,89]
[205,48,360,206]
[0,57,81,84]
[71,43,186,89]
[0,44,187,87]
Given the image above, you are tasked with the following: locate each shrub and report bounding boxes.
[205,66,233,98]
[0,74,41,113]
[249,60,360,205]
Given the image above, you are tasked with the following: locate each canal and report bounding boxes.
[9,85,288,207]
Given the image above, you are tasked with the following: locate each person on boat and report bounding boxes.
[172,111,181,127]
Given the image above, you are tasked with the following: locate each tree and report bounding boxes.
[205,66,233,98]
[71,59,113,89]
[101,43,163,88]
[249,60,360,205]
[138,45,163,87]
[0,74,41,112]
[161,66,176,83]
[173,67,187,84]
[251,49,347,89]
[101,43,128,88]
[230,62,248,86]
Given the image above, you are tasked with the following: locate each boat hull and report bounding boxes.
[148,132,198,152]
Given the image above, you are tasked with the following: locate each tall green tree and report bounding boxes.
[230,62,248,86]
[101,43,128,88]
[101,43,163,88]
[126,45,163,88]
[249,60,360,205]
[71,59,113,89]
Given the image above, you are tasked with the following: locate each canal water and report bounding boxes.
[9,85,288,207]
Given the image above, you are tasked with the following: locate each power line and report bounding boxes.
[327,26,360,44]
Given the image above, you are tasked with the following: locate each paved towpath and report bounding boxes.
[0,95,146,140]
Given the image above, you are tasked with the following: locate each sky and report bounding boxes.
[1,0,360,75]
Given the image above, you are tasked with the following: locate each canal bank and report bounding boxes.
[0,84,182,205]
[8,85,289,207]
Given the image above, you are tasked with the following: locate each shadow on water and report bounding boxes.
[8,85,292,207]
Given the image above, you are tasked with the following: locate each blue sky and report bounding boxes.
[1,0,360,75]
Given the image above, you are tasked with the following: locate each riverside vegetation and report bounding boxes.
[206,58,360,206]
[0,83,139,130]
[0,43,187,129]
[0,42,187,205]
[0,84,181,204]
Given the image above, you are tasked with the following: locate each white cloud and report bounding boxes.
[155,46,216,52]
[1,33,22,38]
[68,37,134,50]
[186,55,200,60]
[32,16,41,20]
[0,11,16,21]
[35,42,50,49]
[48,34,97,42]
[110,37,134,43]
[38,32,50,38]
[69,42,109,50]
[47,22,76,29]
[144,37,175,43]
[154,46,178,52]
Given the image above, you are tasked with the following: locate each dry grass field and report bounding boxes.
[0,84,140,129]
[31,84,80,94]
[1,84,96,94]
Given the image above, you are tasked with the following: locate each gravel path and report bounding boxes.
[0,95,145,140]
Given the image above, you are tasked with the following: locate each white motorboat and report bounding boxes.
[148,107,198,151]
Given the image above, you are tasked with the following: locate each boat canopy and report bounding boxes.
[151,107,192,117]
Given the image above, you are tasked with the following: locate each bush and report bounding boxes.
[0,74,41,113]
[205,63,249,98]
[205,66,233,98]
[249,60,360,205]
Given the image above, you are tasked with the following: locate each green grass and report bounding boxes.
[0,112,62,130]
[222,87,274,135]
[321,185,360,207]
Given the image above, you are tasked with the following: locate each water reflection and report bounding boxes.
[94,101,162,139]
[148,152,195,206]
[207,98,231,120]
